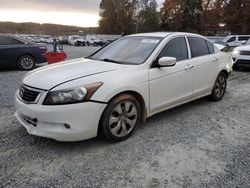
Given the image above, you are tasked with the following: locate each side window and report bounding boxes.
[227,37,236,42]
[239,36,250,41]
[188,37,210,57]
[158,37,188,61]
[206,41,215,54]
[0,36,13,45]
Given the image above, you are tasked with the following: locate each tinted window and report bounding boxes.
[188,37,210,57]
[11,38,24,45]
[0,36,24,45]
[227,37,236,42]
[239,36,250,41]
[206,41,215,54]
[158,37,188,61]
[0,36,12,45]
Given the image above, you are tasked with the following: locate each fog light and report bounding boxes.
[64,124,71,129]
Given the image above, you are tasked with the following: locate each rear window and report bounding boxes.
[188,37,210,58]
[11,38,25,45]
[0,36,12,45]
[206,41,215,54]
[0,36,24,45]
[239,36,250,41]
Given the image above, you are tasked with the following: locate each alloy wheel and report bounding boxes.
[214,75,226,98]
[20,57,34,70]
[109,101,138,137]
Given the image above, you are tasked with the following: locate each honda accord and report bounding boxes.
[15,32,233,142]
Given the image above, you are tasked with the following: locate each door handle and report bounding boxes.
[184,64,193,70]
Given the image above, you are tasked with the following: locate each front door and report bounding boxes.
[149,37,194,114]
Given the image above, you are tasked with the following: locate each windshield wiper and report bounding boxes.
[103,58,125,64]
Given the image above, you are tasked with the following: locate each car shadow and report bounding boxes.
[26,97,210,150]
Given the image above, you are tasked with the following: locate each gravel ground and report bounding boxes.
[0,46,250,188]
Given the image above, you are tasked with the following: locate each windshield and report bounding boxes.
[89,36,162,65]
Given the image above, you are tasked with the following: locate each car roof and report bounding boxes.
[129,32,205,39]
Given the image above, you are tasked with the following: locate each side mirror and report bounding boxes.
[157,57,176,67]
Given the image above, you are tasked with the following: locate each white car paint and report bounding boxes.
[214,43,226,51]
[232,45,250,68]
[68,35,85,46]
[15,32,233,141]
[223,35,250,47]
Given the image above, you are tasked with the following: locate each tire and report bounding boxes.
[233,64,239,70]
[101,94,141,142]
[209,72,227,101]
[17,55,36,71]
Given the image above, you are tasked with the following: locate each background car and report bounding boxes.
[0,35,47,70]
[222,35,250,47]
[68,35,85,46]
[232,45,250,69]
[86,38,95,46]
[93,39,111,46]
[59,36,69,44]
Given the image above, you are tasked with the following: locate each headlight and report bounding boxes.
[232,49,240,55]
[43,82,103,105]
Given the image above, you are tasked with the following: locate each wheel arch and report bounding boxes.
[220,69,229,78]
[97,90,147,136]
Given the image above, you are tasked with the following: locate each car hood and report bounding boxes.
[235,45,250,51]
[214,43,226,51]
[23,58,129,90]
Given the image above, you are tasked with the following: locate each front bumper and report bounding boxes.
[15,96,107,141]
[232,54,250,68]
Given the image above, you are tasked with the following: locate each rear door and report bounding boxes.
[187,37,218,97]
[149,37,194,113]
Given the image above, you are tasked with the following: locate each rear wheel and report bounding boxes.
[209,72,227,101]
[101,94,141,142]
[17,55,35,71]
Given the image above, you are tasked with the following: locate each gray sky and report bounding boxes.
[0,0,102,14]
[0,0,164,27]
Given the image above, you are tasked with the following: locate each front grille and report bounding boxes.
[19,85,40,103]
[239,51,250,55]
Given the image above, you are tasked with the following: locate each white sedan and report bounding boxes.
[232,45,250,69]
[15,32,233,142]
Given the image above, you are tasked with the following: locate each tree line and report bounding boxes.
[0,22,97,35]
[98,0,250,35]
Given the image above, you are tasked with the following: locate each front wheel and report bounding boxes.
[209,72,227,101]
[101,94,141,142]
[17,55,36,71]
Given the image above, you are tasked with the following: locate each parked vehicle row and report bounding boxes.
[15,32,233,142]
[15,34,114,47]
[68,35,112,47]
